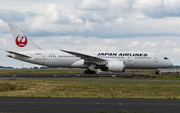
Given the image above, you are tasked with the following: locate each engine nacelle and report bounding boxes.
[105,61,125,72]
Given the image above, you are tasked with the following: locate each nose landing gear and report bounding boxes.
[155,68,161,75]
[155,71,159,75]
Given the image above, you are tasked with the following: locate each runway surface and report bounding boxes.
[1,77,180,82]
[0,97,179,113]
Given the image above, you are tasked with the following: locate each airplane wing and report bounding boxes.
[60,49,105,61]
[6,50,32,58]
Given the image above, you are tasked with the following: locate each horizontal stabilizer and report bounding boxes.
[6,50,32,58]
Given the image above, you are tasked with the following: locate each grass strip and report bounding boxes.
[0,69,85,74]
[96,109,153,113]
[0,79,180,99]
[1,69,180,80]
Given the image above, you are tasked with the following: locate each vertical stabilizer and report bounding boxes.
[8,23,41,52]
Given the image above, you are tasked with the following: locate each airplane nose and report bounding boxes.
[169,61,173,67]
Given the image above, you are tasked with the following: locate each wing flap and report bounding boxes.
[60,49,104,61]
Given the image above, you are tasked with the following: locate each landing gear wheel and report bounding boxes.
[84,70,96,74]
[84,70,88,74]
[155,68,161,75]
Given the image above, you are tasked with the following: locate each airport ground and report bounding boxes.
[0,68,159,75]
[0,68,180,79]
[0,68,180,99]
[0,68,180,112]
[1,79,180,99]
[1,97,180,113]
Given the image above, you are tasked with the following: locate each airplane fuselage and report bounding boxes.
[8,50,173,69]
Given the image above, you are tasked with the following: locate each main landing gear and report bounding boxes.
[84,63,96,74]
[84,70,96,74]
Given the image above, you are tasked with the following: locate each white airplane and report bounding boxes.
[7,23,173,74]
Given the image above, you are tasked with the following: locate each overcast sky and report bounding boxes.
[0,0,180,68]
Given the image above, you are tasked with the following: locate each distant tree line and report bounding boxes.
[166,66,180,69]
[0,66,14,69]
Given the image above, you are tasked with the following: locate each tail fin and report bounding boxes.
[8,23,41,52]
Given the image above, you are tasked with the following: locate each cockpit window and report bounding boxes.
[164,57,169,60]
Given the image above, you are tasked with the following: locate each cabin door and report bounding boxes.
[154,55,158,62]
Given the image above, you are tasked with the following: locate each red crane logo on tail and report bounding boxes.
[16,35,28,47]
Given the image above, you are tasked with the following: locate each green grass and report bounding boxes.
[0,69,156,74]
[0,79,180,99]
[0,68,85,74]
[0,82,28,91]
[133,74,180,80]
[96,109,153,113]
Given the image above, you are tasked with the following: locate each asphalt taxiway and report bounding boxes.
[1,77,180,82]
[0,97,180,113]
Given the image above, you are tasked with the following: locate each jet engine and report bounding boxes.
[104,61,126,72]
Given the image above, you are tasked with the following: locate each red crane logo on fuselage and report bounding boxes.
[16,35,28,47]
